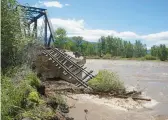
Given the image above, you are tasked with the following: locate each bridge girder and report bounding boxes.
[19,5,54,47]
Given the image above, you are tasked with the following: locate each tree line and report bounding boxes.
[151,44,168,61]
[97,36,147,58]
[54,28,168,61]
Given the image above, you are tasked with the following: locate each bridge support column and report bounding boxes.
[44,14,48,47]
[34,19,37,38]
[28,24,30,36]
[48,34,52,47]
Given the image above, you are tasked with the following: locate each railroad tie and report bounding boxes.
[42,48,95,88]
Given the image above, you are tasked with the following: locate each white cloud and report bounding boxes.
[34,1,70,8]
[142,31,168,41]
[38,18,168,47]
[65,4,70,6]
[43,1,63,8]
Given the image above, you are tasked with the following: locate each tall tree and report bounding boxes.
[72,36,83,52]
[158,44,168,61]
[106,36,112,55]
[64,38,76,51]
[125,41,134,58]
[99,36,106,55]
[54,28,67,49]
[81,41,89,55]
[1,0,26,71]
[151,45,159,57]
[134,40,147,57]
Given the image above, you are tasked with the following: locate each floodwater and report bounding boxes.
[67,60,168,120]
[86,60,168,115]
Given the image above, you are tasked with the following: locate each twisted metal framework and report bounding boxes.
[19,5,54,47]
[42,47,95,88]
[18,5,95,88]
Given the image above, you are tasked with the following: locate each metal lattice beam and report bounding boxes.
[19,5,55,47]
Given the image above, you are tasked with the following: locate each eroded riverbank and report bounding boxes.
[66,93,162,120]
[45,60,168,120]
[69,59,168,120]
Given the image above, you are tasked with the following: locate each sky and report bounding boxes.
[18,0,168,49]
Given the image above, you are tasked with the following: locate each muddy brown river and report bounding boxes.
[87,60,168,110]
[67,60,168,120]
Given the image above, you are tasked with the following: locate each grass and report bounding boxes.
[102,53,112,59]
[1,66,42,119]
[25,72,41,88]
[49,94,66,105]
[19,105,55,120]
[88,70,125,93]
[85,54,164,61]
[28,91,41,104]
[143,55,157,60]
[2,65,67,120]
[85,56,101,59]
[86,54,122,60]
[1,75,32,120]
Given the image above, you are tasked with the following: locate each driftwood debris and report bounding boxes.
[116,95,151,101]
[125,91,141,96]
[53,87,151,101]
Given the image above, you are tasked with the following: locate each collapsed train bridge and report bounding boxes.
[19,5,95,88]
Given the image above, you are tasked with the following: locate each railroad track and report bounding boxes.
[42,47,95,88]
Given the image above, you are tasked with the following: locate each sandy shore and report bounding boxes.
[65,93,165,120]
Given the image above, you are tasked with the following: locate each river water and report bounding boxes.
[85,59,168,116]
[67,60,168,120]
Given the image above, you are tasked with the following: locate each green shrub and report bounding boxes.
[102,53,111,59]
[1,76,30,119]
[86,56,100,59]
[1,71,41,119]
[2,76,15,120]
[144,55,156,60]
[88,70,125,93]
[20,105,55,120]
[49,94,66,105]
[28,91,40,103]
[4,66,22,77]
[49,94,69,113]
[25,72,41,88]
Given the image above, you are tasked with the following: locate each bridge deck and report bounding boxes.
[42,47,95,88]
